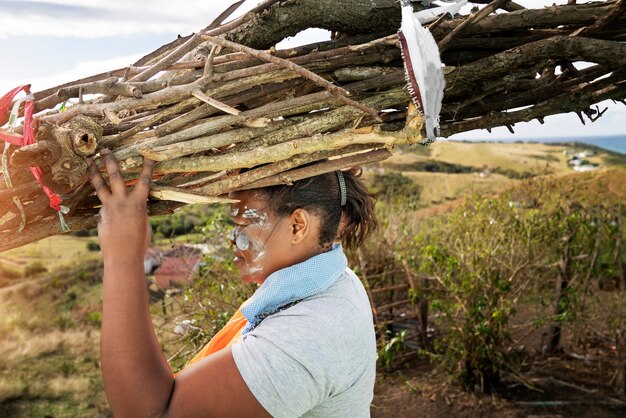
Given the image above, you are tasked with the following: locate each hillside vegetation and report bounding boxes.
[0,141,624,417]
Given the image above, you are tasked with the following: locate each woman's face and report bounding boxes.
[228,191,292,284]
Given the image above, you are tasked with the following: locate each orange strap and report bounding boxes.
[177,300,250,374]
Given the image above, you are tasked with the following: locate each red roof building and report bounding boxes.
[154,256,201,290]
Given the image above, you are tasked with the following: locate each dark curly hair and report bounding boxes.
[251,167,378,249]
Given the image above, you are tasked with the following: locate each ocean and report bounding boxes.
[456,134,626,155]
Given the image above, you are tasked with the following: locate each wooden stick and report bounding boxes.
[114,89,337,160]
[204,45,222,79]
[153,100,414,174]
[35,77,142,111]
[438,0,512,53]
[129,0,282,82]
[112,74,405,163]
[0,200,183,253]
[32,69,127,102]
[203,0,246,31]
[149,185,238,204]
[142,117,303,162]
[201,35,382,121]
[101,96,202,147]
[10,141,61,169]
[198,145,384,196]
[202,35,350,95]
[128,85,403,163]
[132,35,193,67]
[162,170,227,188]
[237,148,391,191]
[441,73,626,136]
[152,123,404,174]
[0,181,41,201]
[153,76,312,137]
[571,0,625,37]
[103,108,122,126]
[370,283,410,294]
[191,89,240,115]
[471,0,524,12]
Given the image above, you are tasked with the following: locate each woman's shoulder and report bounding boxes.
[285,267,372,323]
[255,268,375,349]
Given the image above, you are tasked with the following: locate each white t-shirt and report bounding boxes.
[232,267,376,417]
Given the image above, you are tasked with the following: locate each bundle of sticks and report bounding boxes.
[0,0,624,252]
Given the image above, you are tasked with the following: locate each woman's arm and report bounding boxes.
[89,150,269,417]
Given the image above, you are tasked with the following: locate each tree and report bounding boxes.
[0,0,624,251]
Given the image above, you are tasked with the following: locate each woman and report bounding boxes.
[88,149,378,417]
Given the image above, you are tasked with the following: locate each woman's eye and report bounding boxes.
[229,223,249,241]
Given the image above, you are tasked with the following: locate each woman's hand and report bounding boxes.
[88,148,155,263]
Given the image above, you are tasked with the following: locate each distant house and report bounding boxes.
[573,164,599,172]
[567,156,599,172]
[568,157,582,166]
[154,256,202,290]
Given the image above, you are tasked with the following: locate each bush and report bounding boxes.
[370,172,421,205]
[24,261,48,276]
[72,227,98,237]
[86,311,103,327]
[393,178,626,392]
[385,160,475,174]
[492,166,535,179]
[86,242,100,252]
[160,207,252,372]
[402,196,551,392]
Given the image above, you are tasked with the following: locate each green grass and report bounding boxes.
[0,236,101,278]
[0,259,108,416]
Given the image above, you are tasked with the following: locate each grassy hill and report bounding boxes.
[374,140,625,207]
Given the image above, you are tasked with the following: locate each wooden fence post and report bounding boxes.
[402,259,428,348]
[546,207,574,353]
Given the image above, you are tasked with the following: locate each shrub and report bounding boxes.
[86,311,103,327]
[160,207,252,372]
[24,261,48,277]
[404,196,544,392]
[370,172,421,205]
[377,330,407,369]
[86,242,100,252]
[385,160,475,174]
[492,166,535,179]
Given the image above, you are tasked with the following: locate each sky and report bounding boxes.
[0,0,623,140]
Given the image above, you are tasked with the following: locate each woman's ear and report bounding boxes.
[289,208,310,244]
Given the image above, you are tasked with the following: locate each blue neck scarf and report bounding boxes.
[241,244,347,334]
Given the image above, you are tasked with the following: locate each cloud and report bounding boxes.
[0,0,235,38]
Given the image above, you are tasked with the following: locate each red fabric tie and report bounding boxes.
[1,85,63,212]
